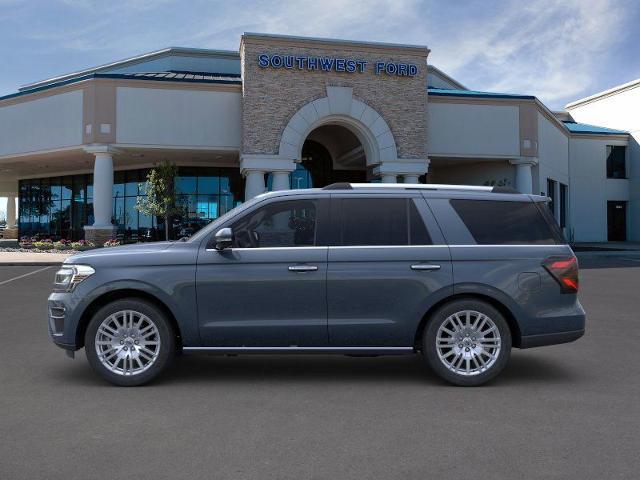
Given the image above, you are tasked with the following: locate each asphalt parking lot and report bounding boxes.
[1,256,639,479]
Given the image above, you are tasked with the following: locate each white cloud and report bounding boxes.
[2,0,634,109]
[426,0,628,107]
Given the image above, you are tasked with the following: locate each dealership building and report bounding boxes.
[0,33,637,243]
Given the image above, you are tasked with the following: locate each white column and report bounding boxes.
[403,175,420,184]
[244,170,266,200]
[92,152,115,227]
[271,171,290,191]
[510,158,537,194]
[381,174,397,183]
[6,195,17,228]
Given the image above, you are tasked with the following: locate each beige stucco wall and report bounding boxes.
[427,101,520,157]
[116,86,242,148]
[0,90,83,157]
[240,35,428,160]
[567,85,640,241]
[569,136,629,241]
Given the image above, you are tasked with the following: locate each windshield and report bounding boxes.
[186,194,265,243]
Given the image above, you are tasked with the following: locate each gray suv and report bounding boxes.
[48,183,585,386]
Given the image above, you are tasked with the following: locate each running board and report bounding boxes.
[182,346,414,355]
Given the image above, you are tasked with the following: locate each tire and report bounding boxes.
[423,299,511,386]
[85,298,175,386]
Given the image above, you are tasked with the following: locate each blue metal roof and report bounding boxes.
[427,87,535,100]
[0,71,242,102]
[562,121,628,135]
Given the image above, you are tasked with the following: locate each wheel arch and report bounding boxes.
[413,293,522,350]
[75,289,183,350]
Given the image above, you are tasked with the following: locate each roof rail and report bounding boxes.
[322,183,353,190]
[321,183,522,194]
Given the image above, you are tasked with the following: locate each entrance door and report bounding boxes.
[607,201,627,241]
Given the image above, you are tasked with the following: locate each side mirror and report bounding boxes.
[214,227,233,250]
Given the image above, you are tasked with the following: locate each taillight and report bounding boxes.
[542,255,579,293]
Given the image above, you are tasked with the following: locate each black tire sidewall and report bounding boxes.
[423,299,511,386]
[85,298,175,386]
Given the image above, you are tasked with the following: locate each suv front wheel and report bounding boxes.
[423,299,511,386]
[85,298,175,386]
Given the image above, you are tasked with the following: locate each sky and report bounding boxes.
[1,0,639,109]
[1,0,639,214]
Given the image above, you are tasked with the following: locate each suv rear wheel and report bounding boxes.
[423,299,511,386]
[85,298,175,386]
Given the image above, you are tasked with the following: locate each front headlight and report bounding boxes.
[53,265,95,292]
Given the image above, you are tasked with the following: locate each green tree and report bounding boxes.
[136,161,182,241]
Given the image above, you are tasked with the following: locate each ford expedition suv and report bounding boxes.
[48,183,585,386]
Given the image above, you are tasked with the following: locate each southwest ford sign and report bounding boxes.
[257,54,418,77]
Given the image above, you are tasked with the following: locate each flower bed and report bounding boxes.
[103,239,122,247]
[19,237,96,251]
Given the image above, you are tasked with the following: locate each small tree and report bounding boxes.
[136,161,182,241]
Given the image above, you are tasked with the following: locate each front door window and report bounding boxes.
[231,200,317,248]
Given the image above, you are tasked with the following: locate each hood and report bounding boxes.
[64,241,176,265]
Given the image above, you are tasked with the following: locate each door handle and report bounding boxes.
[288,265,318,272]
[411,264,441,271]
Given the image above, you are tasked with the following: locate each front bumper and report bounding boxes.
[48,291,84,351]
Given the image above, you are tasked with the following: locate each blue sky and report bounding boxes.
[1,0,639,108]
[1,0,639,216]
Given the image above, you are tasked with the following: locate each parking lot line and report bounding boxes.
[0,266,51,286]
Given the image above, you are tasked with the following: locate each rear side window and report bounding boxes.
[340,198,431,246]
[449,199,559,245]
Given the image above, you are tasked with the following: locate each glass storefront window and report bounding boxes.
[199,175,219,195]
[18,166,244,241]
[113,171,125,199]
[176,174,197,195]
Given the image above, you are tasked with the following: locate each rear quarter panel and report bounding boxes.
[426,193,583,338]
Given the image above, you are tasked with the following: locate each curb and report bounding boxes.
[0,262,63,266]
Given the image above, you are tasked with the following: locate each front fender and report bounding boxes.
[68,277,199,348]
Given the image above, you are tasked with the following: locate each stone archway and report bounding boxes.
[240,85,429,199]
[278,86,398,167]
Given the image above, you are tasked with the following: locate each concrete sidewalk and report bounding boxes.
[0,251,73,265]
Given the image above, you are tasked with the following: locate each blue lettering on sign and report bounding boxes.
[270,55,283,67]
[320,57,335,71]
[257,54,417,77]
[283,55,294,69]
[258,54,269,68]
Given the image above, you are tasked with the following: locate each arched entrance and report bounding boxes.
[294,124,368,188]
[244,86,428,199]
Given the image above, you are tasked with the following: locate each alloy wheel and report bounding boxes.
[435,310,502,376]
[94,310,161,376]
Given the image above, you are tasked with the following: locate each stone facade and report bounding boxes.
[84,226,117,246]
[240,34,429,161]
[1,228,18,240]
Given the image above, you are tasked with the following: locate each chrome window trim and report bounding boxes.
[205,246,328,252]
[205,244,567,251]
[448,244,568,248]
